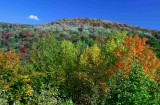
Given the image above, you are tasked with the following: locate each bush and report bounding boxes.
[0,49,21,91]
[0,49,33,104]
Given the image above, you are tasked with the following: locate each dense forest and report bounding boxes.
[0,18,160,105]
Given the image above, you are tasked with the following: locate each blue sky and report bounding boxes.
[0,0,160,30]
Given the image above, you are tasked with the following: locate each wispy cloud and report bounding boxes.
[29,15,39,21]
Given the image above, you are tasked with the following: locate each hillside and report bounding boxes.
[0,18,160,105]
[0,18,160,58]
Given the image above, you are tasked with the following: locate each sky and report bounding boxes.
[0,0,160,30]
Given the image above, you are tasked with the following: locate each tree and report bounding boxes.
[105,65,160,105]
[107,34,160,78]
[104,34,160,104]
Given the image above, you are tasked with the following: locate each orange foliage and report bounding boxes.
[106,34,160,78]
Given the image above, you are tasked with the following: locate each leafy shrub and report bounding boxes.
[0,49,33,104]
[0,49,21,91]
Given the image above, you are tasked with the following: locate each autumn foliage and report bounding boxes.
[0,32,159,104]
[104,34,160,104]
[0,49,21,90]
[106,34,160,79]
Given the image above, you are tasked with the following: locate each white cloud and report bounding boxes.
[29,15,39,21]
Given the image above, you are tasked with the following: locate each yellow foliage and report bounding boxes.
[22,75,32,82]
[24,84,33,96]
[80,44,101,66]
[0,49,21,73]
[80,43,107,92]
[0,49,21,91]
[74,71,93,84]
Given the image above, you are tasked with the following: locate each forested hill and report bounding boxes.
[0,18,160,58]
[0,18,160,104]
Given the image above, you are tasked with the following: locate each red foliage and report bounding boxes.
[19,45,27,53]
[109,27,114,29]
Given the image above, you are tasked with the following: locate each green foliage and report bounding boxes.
[102,31,127,71]
[29,87,69,105]
[105,65,160,105]
[26,36,64,90]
